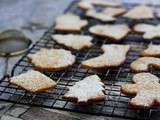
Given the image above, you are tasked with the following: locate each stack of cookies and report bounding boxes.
[10,0,160,109]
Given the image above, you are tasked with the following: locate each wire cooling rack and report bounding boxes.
[0,0,160,119]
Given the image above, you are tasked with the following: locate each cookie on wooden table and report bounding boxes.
[89,24,130,42]
[10,70,56,93]
[82,44,130,69]
[140,44,160,57]
[134,24,160,39]
[28,48,75,72]
[86,9,116,22]
[123,5,154,20]
[121,73,160,108]
[54,14,88,32]
[78,0,121,10]
[130,57,160,72]
[63,75,105,104]
[51,34,93,50]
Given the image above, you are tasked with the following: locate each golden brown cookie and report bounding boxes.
[78,0,121,10]
[82,44,130,69]
[63,75,105,104]
[89,24,130,42]
[134,24,160,39]
[130,57,160,72]
[123,5,154,20]
[54,14,88,32]
[86,9,116,22]
[103,7,126,17]
[140,44,160,57]
[10,70,56,93]
[51,34,93,50]
[28,48,75,72]
[121,73,160,108]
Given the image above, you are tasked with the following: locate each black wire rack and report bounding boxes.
[0,0,160,119]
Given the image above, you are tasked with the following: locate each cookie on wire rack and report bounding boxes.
[130,57,160,72]
[52,34,93,51]
[10,70,56,93]
[28,48,75,72]
[63,75,106,104]
[54,14,88,32]
[89,24,130,42]
[82,44,130,69]
[121,73,160,108]
[123,5,154,20]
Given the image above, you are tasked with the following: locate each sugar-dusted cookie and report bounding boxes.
[28,48,75,72]
[121,73,160,108]
[51,34,93,50]
[140,44,160,57]
[123,5,154,20]
[82,44,130,69]
[130,57,160,72]
[86,9,116,22]
[54,14,88,32]
[134,24,160,39]
[103,7,126,17]
[10,70,56,93]
[78,0,121,10]
[63,75,105,104]
[89,24,130,42]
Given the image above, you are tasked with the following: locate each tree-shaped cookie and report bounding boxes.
[130,57,160,72]
[63,75,105,104]
[54,14,88,32]
[134,24,160,39]
[123,5,154,20]
[121,73,160,108]
[89,24,130,42]
[140,44,160,57]
[82,44,130,69]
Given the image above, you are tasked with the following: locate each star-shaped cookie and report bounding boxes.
[121,73,160,108]
[28,48,75,72]
[134,24,160,39]
[10,70,56,93]
[54,14,88,32]
[130,57,160,72]
[52,34,93,50]
[89,24,130,42]
[123,5,154,20]
[63,75,105,104]
[82,44,130,69]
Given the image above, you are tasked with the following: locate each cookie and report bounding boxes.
[134,24,160,39]
[82,44,130,69]
[86,9,116,22]
[89,24,130,42]
[51,34,93,50]
[54,14,88,32]
[121,73,160,108]
[28,48,75,72]
[140,44,160,57]
[103,7,126,17]
[63,75,105,104]
[130,57,160,72]
[78,0,121,10]
[10,70,56,93]
[123,5,154,20]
